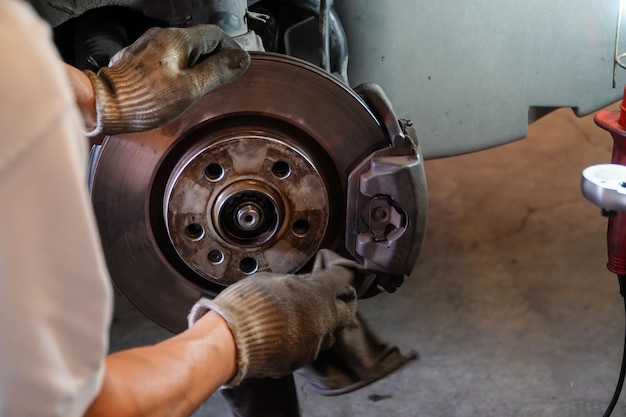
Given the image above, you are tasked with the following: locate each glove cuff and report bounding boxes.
[188,298,247,387]
[84,66,160,135]
[82,70,105,137]
[189,290,299,388]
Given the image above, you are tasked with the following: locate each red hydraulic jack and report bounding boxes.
[595,87,626,277]
[584,86,626,417]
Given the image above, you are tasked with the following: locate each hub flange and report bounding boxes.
[164,135,329,285]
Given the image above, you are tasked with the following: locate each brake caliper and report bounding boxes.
[346,84,428,295]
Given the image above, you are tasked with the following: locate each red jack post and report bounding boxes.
[594,86,626,276]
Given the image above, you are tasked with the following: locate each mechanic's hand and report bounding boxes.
[188,249,360,388]
[84,25,250,136]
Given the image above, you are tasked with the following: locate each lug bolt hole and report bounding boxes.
[271,161,291,179]
[239,257,258,275]
[186,223,204,240]
[205,163,224,181]
[292,219,310,236]
[208,250,224,264]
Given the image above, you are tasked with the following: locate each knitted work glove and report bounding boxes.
[188,249,361,387]
[84,25,250,136]
[297,312,418,395]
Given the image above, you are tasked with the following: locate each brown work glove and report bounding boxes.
[188,249,360,387]
[84,25,250,136]
[297,312,418,395]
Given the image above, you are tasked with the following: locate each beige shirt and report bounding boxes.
[0,1,112,415]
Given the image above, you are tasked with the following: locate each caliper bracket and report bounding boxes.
[346,83,428,293]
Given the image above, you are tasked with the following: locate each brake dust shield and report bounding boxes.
[90,52,389,332]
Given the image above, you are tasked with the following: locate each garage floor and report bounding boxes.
[109,103,626,417]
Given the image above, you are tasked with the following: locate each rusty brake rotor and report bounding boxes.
[90,52,391,332]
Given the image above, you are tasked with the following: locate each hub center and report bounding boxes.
[214,181,283,246]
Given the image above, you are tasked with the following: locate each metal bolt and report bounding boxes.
[236,204,262,230]
[372,207,388,222]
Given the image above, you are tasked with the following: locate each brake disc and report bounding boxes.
[90,52,426,332]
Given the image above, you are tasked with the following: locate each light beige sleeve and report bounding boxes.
[0,1,113,416]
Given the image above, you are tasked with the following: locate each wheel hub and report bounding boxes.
[164,135,329,286]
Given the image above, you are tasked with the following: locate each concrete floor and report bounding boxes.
[110,103,626,416]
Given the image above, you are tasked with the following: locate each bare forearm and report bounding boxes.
[85,311,236,417]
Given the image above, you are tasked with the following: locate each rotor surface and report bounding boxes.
[91,52,387,332]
